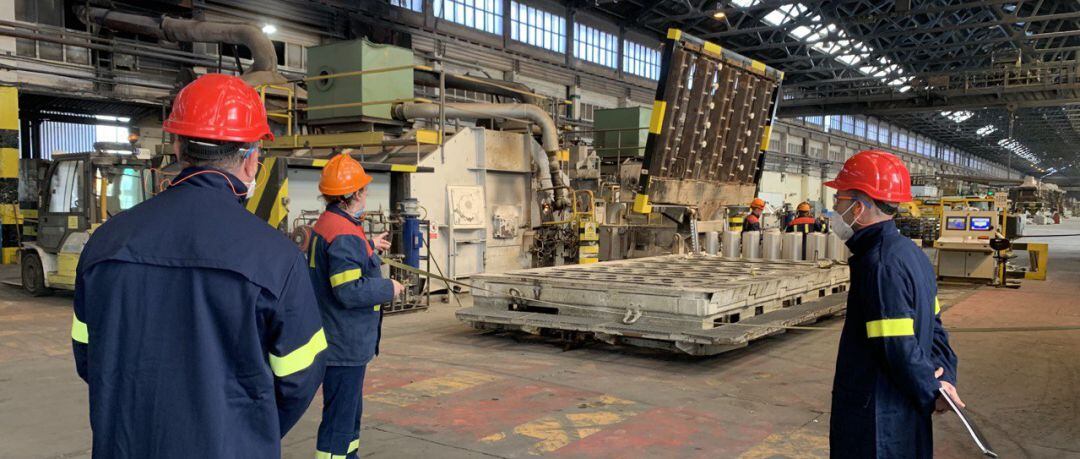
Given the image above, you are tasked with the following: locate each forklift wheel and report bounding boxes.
[21,251,52,297]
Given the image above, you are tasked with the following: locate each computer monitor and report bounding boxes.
[969,217,992,231]
[945,216,966,231]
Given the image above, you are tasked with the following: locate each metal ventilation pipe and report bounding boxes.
[413,69,544,105]
[77,7,285,86]
[394,102,570,208]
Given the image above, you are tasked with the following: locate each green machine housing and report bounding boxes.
[593,107,651,158]
[306,39,414,120]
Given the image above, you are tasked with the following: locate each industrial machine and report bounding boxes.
[243,155,437,313]
[20,143,156,295]
[934,209,1002,282]
[1010,175,1065,220]
[456,30,854,355]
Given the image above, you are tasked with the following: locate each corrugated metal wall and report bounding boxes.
[39,121,96,159]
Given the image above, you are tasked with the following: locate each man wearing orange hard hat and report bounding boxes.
[785,201,822,233]
[742,197,766,232]
[307,152,404,458]
[825,150,962,458]
[73,74,326,457]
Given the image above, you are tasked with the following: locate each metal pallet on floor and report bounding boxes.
[456,255,849,355]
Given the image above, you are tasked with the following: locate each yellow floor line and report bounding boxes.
[485,395,642,455]
[738,426,829,459]
[366,370,501,407]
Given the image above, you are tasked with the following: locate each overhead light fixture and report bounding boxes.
[262,24,277,35]
[713,11,727,19]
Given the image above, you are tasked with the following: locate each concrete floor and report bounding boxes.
[2,221,1079,458]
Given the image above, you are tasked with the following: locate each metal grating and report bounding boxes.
[458,254,850,355]
[637,30,783,218]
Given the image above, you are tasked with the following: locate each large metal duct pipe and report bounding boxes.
[394,102,570,208]
[77,7,285,86]
[413,70,544,105]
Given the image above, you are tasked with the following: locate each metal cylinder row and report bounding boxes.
[704,230,849,262]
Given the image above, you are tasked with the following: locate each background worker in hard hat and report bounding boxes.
[785,202,823,233]
[824,150,962,458]
[742,197,766,232]
[308,153,405,458]
[72,74,326,458]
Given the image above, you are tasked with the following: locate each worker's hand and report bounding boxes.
[935,367,944,379]
[936,380,965,413]
[373,232,392,252]
[391,279,405,298]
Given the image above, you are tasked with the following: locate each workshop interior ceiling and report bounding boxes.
[580,0,1080,181]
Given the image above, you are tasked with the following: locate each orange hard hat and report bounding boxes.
[825,150,912,203]
[163,74,274,143]
[796,202,811,212]
[319,153,372,196]
[750,198,765,209]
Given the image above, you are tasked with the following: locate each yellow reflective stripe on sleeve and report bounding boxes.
[315,451,346,459]
[935,297,941,315]
[268,328,327,377]
[348,439,360,453]
[71,314,88,344]
[374,305,381,312]
[866,318,915,338]
[329,268,362,287]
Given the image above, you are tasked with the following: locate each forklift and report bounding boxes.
[20,143,156,296]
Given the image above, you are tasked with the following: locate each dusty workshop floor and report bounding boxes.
[1,221,1079,458]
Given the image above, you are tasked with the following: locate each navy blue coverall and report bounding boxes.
[72,167,327,458]
[830,219,958,458]
[307,204,395,458]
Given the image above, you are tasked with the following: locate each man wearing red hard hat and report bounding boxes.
[72,74,326,458]
[825,150,962,458]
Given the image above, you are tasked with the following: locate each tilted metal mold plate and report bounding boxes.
[636,30,785,218]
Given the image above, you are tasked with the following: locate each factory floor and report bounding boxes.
[2,222,1079,458]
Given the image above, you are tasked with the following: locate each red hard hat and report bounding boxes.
[825,150,912,203]
[163,74,274,143]
[319,153,372,196]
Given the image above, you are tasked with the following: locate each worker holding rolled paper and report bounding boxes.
[825,150,963,458]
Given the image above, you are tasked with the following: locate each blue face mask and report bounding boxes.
[352,206,365,220]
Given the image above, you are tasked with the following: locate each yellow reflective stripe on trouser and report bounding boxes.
[866,318,915,338]
[934,297,941,315]
[268,328,326,377]
[329,268,362,287]
[316,440,358,459]
[71,314,88,344]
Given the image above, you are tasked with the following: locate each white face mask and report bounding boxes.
[826,202,860,241]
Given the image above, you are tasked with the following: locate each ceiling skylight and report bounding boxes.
[941,111,973,123]
[754,2,908,93]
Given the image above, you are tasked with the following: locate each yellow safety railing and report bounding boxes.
[256,84,295,137]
